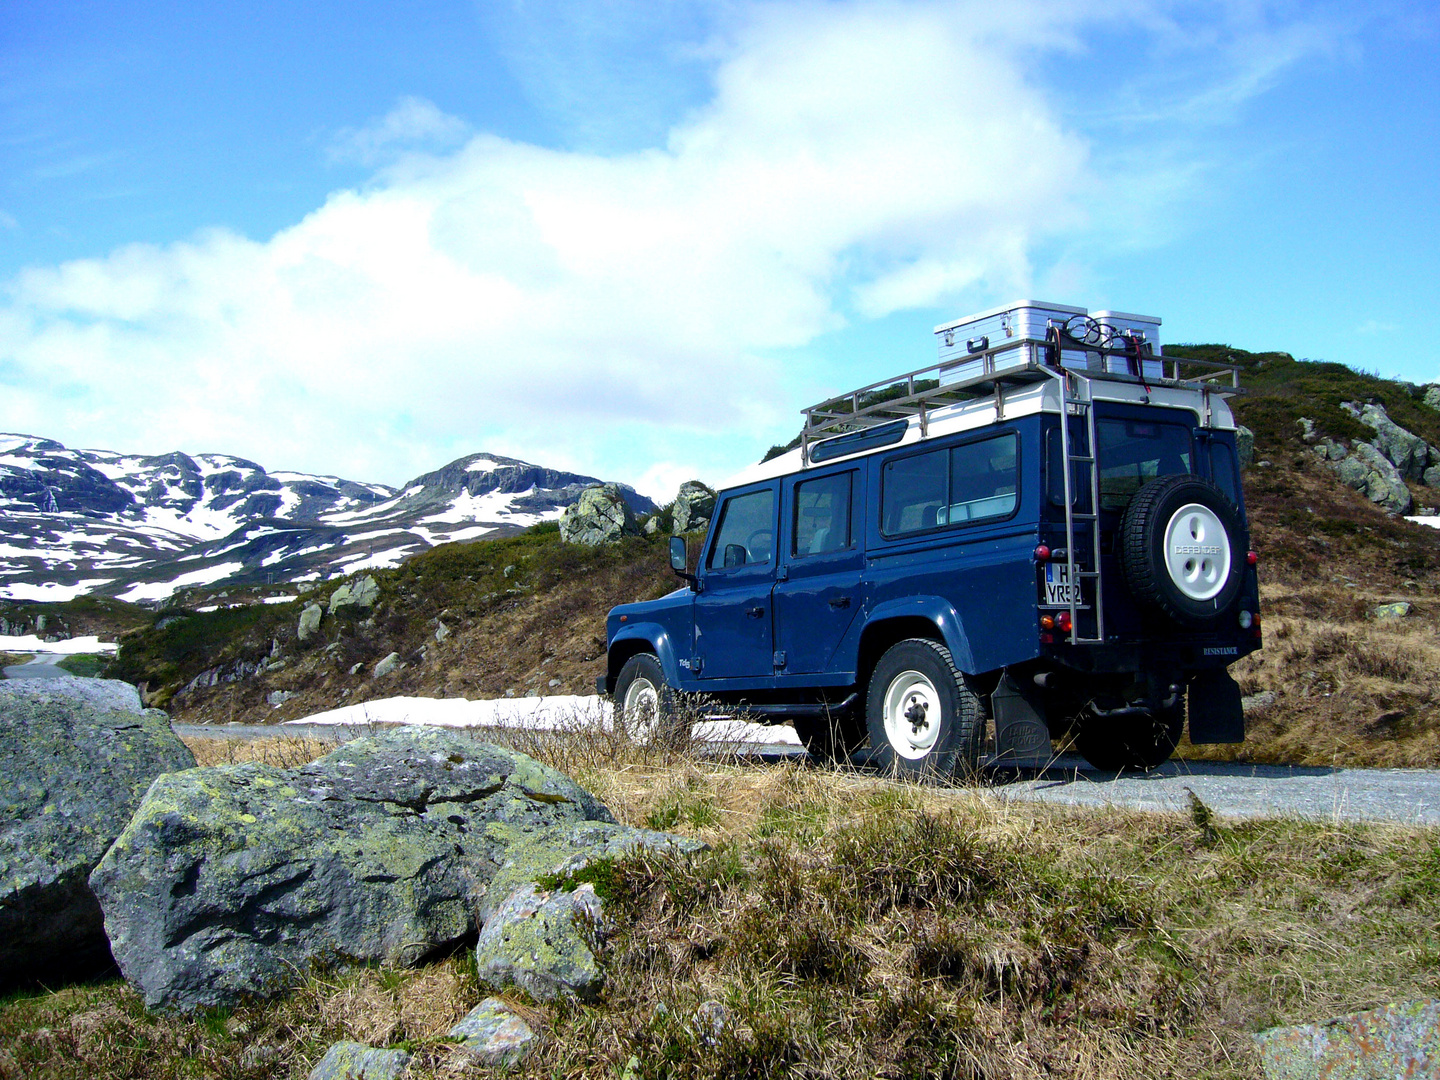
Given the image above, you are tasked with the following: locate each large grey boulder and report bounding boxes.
[297,603,323,642]
[1343,401,1430,480]
[672,481,717,533]
[559,484,638,546]
[1425,385,1440,413]
[89,729,635,1012]
[1342,441,1413,515]
[0,679,194,981]
[328,574,380,616]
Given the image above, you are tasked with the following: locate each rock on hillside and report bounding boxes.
[0,435,654,604]
[0,678,195,982]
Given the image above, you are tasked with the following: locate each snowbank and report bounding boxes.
[284,693,801,746]
[0,634,118,655]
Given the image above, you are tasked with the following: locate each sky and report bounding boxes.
[1,0,1437,500]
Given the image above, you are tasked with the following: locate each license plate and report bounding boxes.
[1043,563,1083,607]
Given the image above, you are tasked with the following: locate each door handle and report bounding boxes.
[747,607,765,618]
[829,596,851,609]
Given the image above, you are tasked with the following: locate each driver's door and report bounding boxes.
[693,483,779,681]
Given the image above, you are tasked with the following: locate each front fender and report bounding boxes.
[606,623,684,690]
[862,596,976,672]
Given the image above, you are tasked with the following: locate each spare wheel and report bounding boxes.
[1119,474,1244,627]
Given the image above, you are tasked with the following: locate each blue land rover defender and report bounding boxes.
[599,302,1261,775]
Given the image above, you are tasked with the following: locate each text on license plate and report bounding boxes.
[1043,563,1082,607]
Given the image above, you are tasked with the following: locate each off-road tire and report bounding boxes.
[865,638,984,780]
[1119,475,1244,627]
[1074,699,1184,771]
[613,653,677,741]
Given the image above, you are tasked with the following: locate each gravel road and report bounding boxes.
[2,653,67,680]
[993,756,1440,827]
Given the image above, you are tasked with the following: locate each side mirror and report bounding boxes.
[669,536,700,591]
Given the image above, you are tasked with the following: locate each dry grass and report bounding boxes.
[180,734,341,769]
[4,729,1438,1080]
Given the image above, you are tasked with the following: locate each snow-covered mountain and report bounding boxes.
[0,434,654,604]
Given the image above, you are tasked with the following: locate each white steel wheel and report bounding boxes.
[882,669,943,760]
[1162,502,1232,602]
[623,676,660,737]
[864,638,985,780]
[613,653,673,741]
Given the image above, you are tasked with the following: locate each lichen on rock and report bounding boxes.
[89,729,619,1012]
[0,678,194,983]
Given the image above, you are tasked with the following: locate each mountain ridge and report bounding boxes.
[0,434,654,604]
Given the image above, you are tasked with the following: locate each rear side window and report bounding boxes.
[1097,419,1191,511]
[1211,440,1240,504]
[707,489,776,569]
[793,472,853,556]
[882,434,1018,536]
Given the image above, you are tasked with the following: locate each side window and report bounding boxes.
[882,434,1018,536]
[948,436,1017,522]
[707,489,776,569]
[793,472,852,556]
[882,448,947,534]
[1211,440,1240,504]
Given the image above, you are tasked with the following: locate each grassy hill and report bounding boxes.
[11,346,1440,766]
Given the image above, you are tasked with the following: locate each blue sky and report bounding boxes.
[2,0,1437,498]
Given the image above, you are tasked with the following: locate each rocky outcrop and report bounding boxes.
[328,574,380,616]
[1425,386,1440,412]
[672,481,717,533]
[1235,425,1254,468]
[559,484,639,546]
[306,1041,411,1080]
[88,729,694,1013]
[1342,401,1432,480]
[0,678,195,982]
[297,603,323,642]
[1329,441,1413,515]
[450,998,538,1067]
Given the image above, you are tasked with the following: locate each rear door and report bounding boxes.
[773,464,865,675]
[693,483,779,681]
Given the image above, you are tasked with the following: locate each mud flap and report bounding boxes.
[1188,669,1244,743]
[992,673,1054,766]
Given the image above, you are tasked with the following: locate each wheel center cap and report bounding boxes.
[904,697,929,733]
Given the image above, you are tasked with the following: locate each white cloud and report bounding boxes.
[330,96,473,165]
[0,0,1332,491]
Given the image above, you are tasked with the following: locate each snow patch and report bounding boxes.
[0,579,112,601]
[1406,516,1440,530]
[0,633,118,654]
[115,560,246,602]
[284,693,802,746]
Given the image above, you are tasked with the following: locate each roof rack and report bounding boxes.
[799,327,1241,464]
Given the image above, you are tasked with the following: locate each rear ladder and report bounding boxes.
[1051,369,1105,644]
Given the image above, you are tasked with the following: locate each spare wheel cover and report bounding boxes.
[1163,502,1232,602]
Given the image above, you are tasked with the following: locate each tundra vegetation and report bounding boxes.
[2,724,1438,1079]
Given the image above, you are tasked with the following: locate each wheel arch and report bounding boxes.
[604,625,682,693]
[856,598,976,694]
